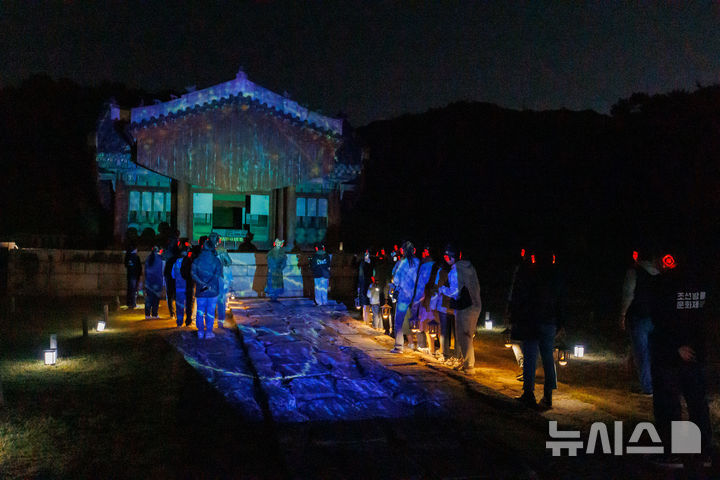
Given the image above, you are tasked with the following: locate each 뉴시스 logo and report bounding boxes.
[547,421,701,456]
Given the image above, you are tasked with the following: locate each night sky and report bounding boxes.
[2,2,719,126]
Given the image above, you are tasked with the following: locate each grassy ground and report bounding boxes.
[0,298,280,480]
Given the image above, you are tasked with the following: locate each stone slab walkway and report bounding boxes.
[161,298,705,479]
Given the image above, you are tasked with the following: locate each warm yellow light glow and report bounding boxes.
[558,350,568,366]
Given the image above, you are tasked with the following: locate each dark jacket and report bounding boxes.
[144,252,164,296]
[651,262,709,366]
[309,251,331,278]
[125,250,142,279]
[191,247,223,298]
[510,262,564,339]
[627,264,660,319]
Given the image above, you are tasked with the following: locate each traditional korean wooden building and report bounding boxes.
[96,71,360,249]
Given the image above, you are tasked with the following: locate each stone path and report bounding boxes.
[162,298,704,479]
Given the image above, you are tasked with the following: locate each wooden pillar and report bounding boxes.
[113,178,129,246]
[327,187,342,249]
[170,179,179,232]
[284,185,296,248]
[174,181,193,241]
[274,188,285,241]
[268,190,277,243]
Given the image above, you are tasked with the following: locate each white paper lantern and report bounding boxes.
[44,349,57,365]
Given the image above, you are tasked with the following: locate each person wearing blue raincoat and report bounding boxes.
[191,239,223,339]
[144,246,164,319]
[411,245,438,352]
[265,239,287,301]
[389,241,420,353]
[171,245,189,327]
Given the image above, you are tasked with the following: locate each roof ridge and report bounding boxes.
[130,71,342,135]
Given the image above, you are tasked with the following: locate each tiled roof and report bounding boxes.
[130,71,343,136]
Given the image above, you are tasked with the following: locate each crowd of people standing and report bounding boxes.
[124,230,714,463]
[356,241,482,374]
[124,230,233,339]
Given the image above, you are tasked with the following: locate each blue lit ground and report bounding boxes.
[161,298,692,479]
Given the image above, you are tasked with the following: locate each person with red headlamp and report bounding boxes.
[439,244,482,374]
[620,246,662,395]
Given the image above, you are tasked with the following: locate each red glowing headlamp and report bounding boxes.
[662,254,677,269]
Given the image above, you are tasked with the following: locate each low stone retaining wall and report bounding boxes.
[5,249,358,299]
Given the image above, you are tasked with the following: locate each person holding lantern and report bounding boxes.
[411,244,439,353]
[374,249,394,335]
[511,246,564,410]
[389,241,420,353]
[430,259,457,364]
[439,244,482,374]
[213,234,233,328]
[413,278,441,356]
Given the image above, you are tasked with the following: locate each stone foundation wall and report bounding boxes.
[5,249,358,300]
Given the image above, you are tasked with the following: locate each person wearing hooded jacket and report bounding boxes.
[511,248,564,410]
[171,245,189,327]
[389,241,420,353]
[439,245,482,374]
[309,243,331,305]
[191,239,223,339]
[620,247,662,395]
[144,246,164,319]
